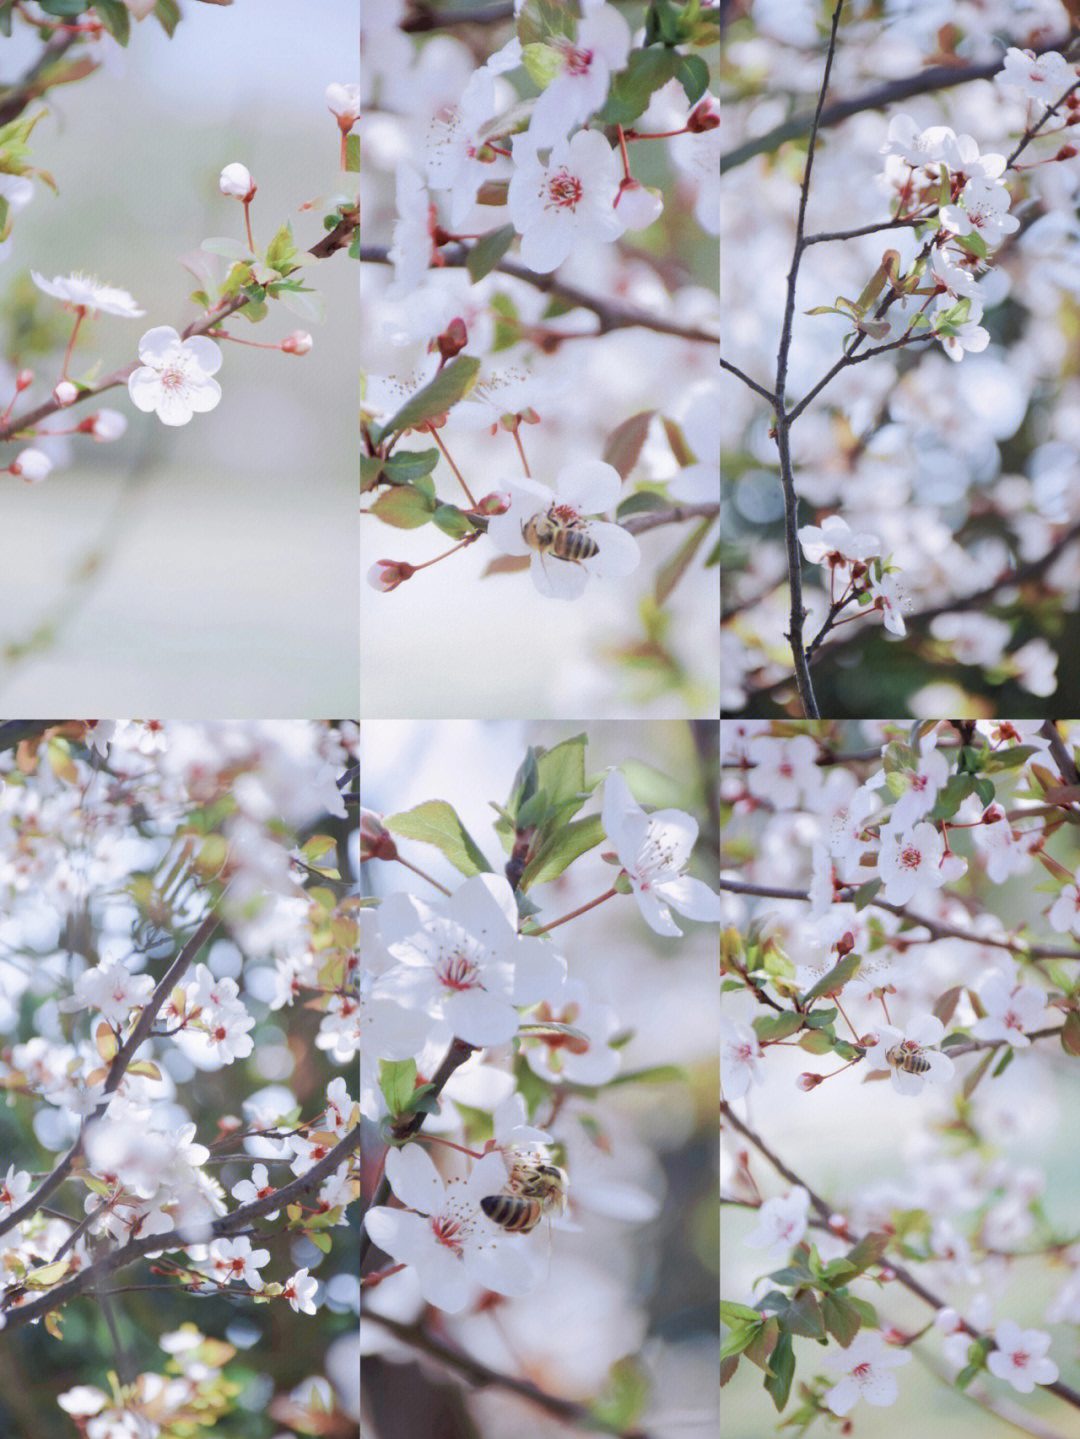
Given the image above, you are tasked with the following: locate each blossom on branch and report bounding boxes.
[127,326,223,427]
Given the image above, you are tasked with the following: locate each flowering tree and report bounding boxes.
[360,1,720,714]
[0,719,360,1438]
[721,3,1080,717]
[359,724,721,1435]
[721,717,1080,1432]
[0,2,358,705]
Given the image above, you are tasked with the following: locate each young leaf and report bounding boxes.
[385,800,492,876]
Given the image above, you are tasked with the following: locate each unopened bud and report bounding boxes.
[219,163,256,202]
[281,330,313,355]
[616,178,664,230]
[15,369,33,392]
[326,83,361,129]
[434,317,468,363]
[368,559,415,592]
[53,380,78,407]
[78,408,127,442]
[687,97,720,132]
[797,1072,824,1090]
[476,491,511,516]
[10,447,52,482]
[361,809,398,862]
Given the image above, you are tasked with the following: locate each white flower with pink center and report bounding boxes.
[877,820,965,905]
[374,873,566,1047]
[987,1320,1059,1393]
[527,2,632,147]
[127,326,222,426]
[824,1331,911,1415]
[970,972,1047,1048]
[507,129,626,273]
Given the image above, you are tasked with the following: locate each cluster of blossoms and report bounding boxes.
[720,719,1080,1423]
[0,720,358,1396]
[361,764,722,1318]
[361,0,719,631]
[4,75,355,486]
[720,25,1080,710]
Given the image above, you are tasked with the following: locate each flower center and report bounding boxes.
[546,169,583,211]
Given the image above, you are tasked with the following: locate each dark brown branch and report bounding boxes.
[0,31,81,126]
[718,877,1080,962]
[2,1112,365,1332]
[0,907,222,1243]
[359,245,719,345]
[622,502,717,535]
[358,1037,476,1270]
[720,32,1076,174]
[721,1101,1080,1412]
[0,213,358,445]
[364,1312,656,1438]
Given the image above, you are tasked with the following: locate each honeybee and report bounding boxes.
[521,507,599,565]
[885,1041,931,1075]
[481,1160,568,1234]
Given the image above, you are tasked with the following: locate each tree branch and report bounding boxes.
[364,1312,657,1438]
[359,245,719,346]
[720,32,1076,174]
[0,906,222,1243]
[2,1111,365,1332]
[358,1037,476,1270]
[621,502,717,535]
[0,211,358,445]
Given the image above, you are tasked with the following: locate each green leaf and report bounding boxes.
[201,236,254,260]
[800,952,860,1006]
[276,286,324,322]
[308,1230,332,1254]
[375,356,481,443]
[607,1062,687,1088]
[370,484,437,529]
[844,1232,889,1274]
[753,1011,803,1042]
[655,516,711,606]
[822,1292,863,1346]
[762,1332,794,1411]
[385,800,493,877]
[616,490,670,520]
[779,1291,825,1339]
[382,449,439,483]
[467,224,516,282]
[597,48,685,126]
[517,0,577,47]
[154,0,180,36]
[379,1059,417,1116]
[432,504,478,540]
[675,52,710,106]
[520,814,604,889]
[722,1300,764,1327]
[522,40,565,89]
[38,0,85,14]
[93,0,130,42]
[534,733,590,810]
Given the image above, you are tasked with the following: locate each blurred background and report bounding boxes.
[359,720,720,1438]
[0,0,358,712]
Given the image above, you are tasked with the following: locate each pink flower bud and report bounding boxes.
[79,408,127,442]
[281,331,313,355]
[477,491,511,516]
[368,559,414,592]
[361,808,398,861]
[219,163,256,201]
[15,369,33,392]
[10,447,52,483]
